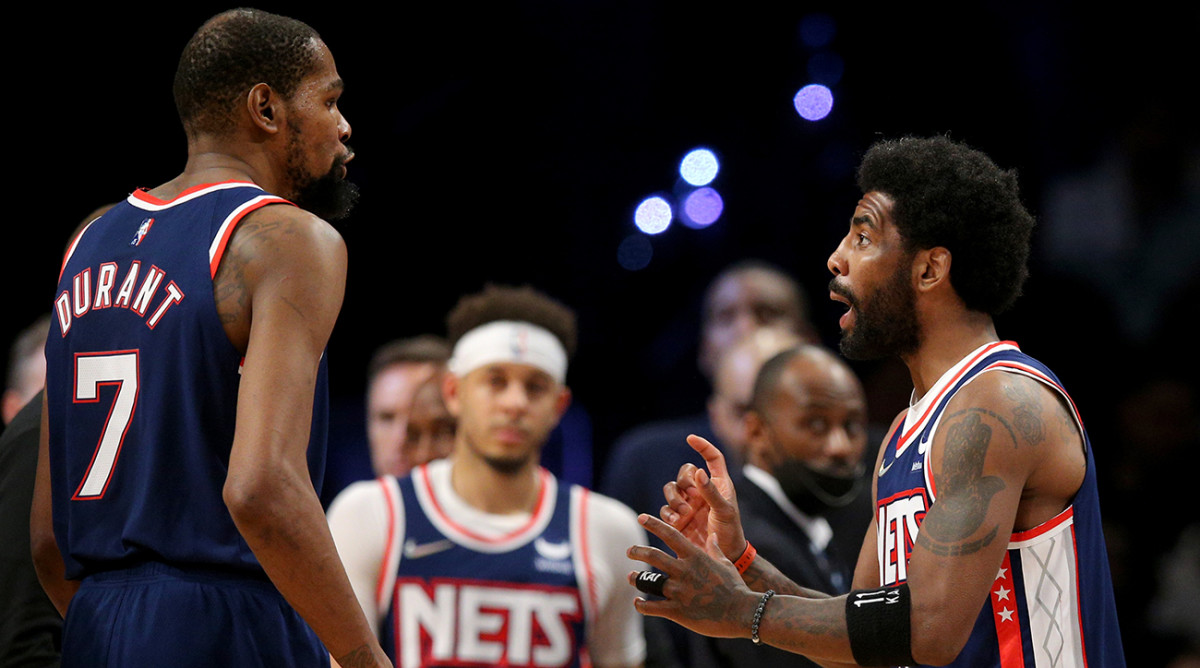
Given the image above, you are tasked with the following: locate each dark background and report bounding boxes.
[8,2,1199,663]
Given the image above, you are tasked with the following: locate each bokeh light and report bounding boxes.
[617,234,653,271]
[798,13,836,49]
[681,187,724,229]
[679,148,720,186]
[793,84,834,121]
[634,196,673,235]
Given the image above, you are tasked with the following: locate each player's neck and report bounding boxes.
[903,310,998,398]
[448,452,542,515]
[153,136,284,200]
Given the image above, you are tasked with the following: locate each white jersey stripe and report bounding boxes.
[376,476,404,619]
[206,195,290,272]
[570,486,600,639]
[1015,518,1086,667]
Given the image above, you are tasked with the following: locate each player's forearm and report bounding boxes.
[752,594,855,664]
[30,393,78,617]
[29,532,78,618]
[224,465,387,666]
[741,555,832,599]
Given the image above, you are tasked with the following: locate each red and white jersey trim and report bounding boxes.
[897,341,1017,459]
[120,181,292,279]
[911,342,1087,505]
[126,181,262,210]
[413,459,557,552]
[569,486,600,638]
[58,217,102,282]
[993,507,1087,668]
[205,194,293,278]
[375,476,405,617]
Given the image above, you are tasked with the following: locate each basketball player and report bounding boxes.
[31,10,390,667]
[328,285,646,668]
[629,136,1125,666]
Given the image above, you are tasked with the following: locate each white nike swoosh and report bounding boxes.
[879,458,895,477]
[403,538,456,559]
[534,537,572,561]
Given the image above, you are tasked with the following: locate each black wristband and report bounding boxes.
[750,589,775,645]
[845,584,917,666]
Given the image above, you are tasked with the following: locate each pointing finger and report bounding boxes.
[686,434,729,481]
[637,513,699,559]
[627,542,679,573]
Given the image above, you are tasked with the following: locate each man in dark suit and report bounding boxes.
[688,344,871,668]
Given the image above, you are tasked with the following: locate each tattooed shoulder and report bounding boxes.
[213,205,296,349]
[999,375,1049,448]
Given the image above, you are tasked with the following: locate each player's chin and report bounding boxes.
[482,451,534,476]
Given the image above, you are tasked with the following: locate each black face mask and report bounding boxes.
[772,458,865,516]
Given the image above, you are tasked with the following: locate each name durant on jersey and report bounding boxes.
[55,261,186,336]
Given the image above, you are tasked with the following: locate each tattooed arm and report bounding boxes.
[903,371,1084,665]
[632,374,1083,666]
[218,205,391,668]
[631,513,859,663]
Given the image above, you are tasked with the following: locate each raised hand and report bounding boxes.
[659,434,747,560]
[628,513,758,639]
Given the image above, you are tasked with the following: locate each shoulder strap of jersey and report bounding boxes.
[375,475,405,619]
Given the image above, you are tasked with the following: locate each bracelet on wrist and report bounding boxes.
[750,589,775,645]
[733,540,757,574]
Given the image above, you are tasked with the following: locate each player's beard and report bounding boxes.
[464,429,539,477]
[480,452,534,476]
[285,133,360,222]
[832,255,921,361]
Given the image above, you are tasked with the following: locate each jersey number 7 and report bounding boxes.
[73,351,140,500]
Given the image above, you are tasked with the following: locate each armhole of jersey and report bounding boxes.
[569,485,600,635]
[990,362,1087,451]
[924,363,1087,503]
[207,196,292,279]
[375,475,405,620]
[58,217,101,282]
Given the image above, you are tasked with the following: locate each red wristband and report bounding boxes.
[733,541,757,574]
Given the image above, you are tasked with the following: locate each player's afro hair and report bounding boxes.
[857,135,1036,316]
[173,8,322,138]
[446,284,578,359]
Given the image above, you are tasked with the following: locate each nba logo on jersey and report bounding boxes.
[130,218,155,246]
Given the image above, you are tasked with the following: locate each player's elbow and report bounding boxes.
[223,464,307,530]
[223,470,274,526]
[909,606,974,666]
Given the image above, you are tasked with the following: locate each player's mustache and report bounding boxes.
[829,278,858,307]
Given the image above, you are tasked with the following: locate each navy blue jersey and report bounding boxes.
[875,342,1124,667]
[380,466,589,668]
[45,182,329,579]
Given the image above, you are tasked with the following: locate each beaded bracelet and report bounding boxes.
[750,589,775,645]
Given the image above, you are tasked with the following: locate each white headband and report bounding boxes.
[447,320,568,383]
